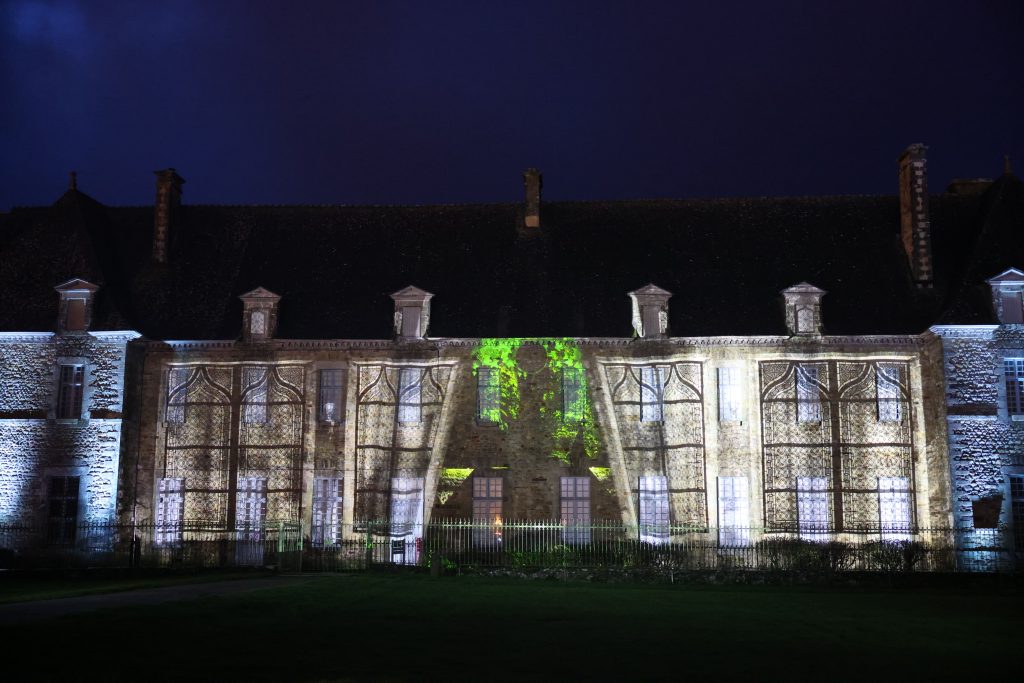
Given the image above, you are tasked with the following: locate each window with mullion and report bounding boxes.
[47,476,80,545]
[797,476,830,540]
[156,478,185,545]
[319,369,345,423]
[560,477,590,544]
[1006,359,1024,416]
[242,367,269,424]
[477,367,500,423]
[876,363,902,423]
[472,477,503,547]
[312,477,343,545]
[397,368,422,424]
[640,366,665,422]
[638,476,669,544]
[796,365,821,423]
[563,367,586,422]
[57,364,85,419]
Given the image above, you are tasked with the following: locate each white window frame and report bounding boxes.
[717,366,742,423]
[718,476,750,546]
[797,476,830,541]
[876,363,902,423]
[156,477,185,546]
[390,477,424,564]
[560,477,591,544]
[638,476,669,545]
[397,368,422,424]
[878,476,912,541]
[472,477,503,548]
[796,365,821,424]
[640,366,665,422]
[312,477,343,546]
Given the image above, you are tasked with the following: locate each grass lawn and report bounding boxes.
[1,573,1020,682]
[0,570,267,604]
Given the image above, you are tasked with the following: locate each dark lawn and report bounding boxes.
[2,574,1019,682]
[0,571,266,604]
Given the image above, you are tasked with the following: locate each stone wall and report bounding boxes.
[0,332,135,526]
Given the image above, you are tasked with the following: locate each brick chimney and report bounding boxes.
[153,168,185,264]
[523,168,542,228]
[897,145,932,287]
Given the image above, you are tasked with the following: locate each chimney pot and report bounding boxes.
[523,168,542,229]
[153,168,185,264]
[897,145,933,287]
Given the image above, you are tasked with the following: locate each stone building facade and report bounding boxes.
[0,279,138,540]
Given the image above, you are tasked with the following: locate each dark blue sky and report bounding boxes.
[2,0,1022,209]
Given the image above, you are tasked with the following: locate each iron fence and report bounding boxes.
[0,519,1019,573]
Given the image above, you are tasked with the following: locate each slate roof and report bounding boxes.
[0,173,1020,339]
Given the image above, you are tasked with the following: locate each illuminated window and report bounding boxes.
[638,476,669,544]
[717,366,742,422]
[312,477,343,546]
[1011,476,1024,551]
[1006,359,1024,416]
[796,365,821,423]
[319,369,345,423]
[397,368,422,424]
[391,477,424,564]
[472,477,503,547]
[56,364,85,419]
[47,476,80,545]
[640,366,665,422]
[235,477,267,566]
[878,477,911,541]
[477,367,500,423]
[250,310,267,335]
[242,366,269,424]
[563,367,585,422]
[561,477,590,544]
[156,478,185,545]
[166,367,189,424]
[797,476,829,540]
[718,476,749,546]
[876,364,902,422]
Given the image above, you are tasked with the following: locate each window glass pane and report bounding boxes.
[156,478,185,545]
[166,367,189,424]
[717,367,742,422]
[876,363,902,422]
[563,367,586,422]
[638,476,669,544]
[312,477,343,546]
[398,368,422,424]
[477,367,500,423]
[319,369,345,422]
[1006,359,1024,416]
[797,476,829,540]
[47,476,80,545]
[242,367,269,424]
[57,364,85,419]
[472,477,503,547]
[878,476,911,541]
[718,476,750,545]
[640,366,664,422]
[391,478,424,564]
[560,477,591,544]
[796,365,821,423]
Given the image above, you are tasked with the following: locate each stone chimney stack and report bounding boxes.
[897,145,932,287]
[153,168,185,264]
[523,168,542,228]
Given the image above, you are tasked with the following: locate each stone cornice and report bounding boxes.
[930,325,998,339]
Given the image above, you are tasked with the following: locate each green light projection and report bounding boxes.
[471,338,600,464]
[437,467,474,505]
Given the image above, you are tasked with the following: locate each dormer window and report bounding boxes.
[987,268,1024,324]
[54,278,99,334]
[781,283,826,336]
[390,286,434,341]
[239,287,281,342]
[628,284,672,339]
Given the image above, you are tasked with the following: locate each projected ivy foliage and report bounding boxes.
[471,338,599,463]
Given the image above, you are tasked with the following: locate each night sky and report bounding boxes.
[2,0,1022,210]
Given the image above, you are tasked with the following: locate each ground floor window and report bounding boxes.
[718,476,750,546]
[390,477,424,564]
[638,476,669,544]
[156,477,185,545]
[312,477,343,546]
[47,476,80,545]
[472,477,503,547]
[560,477,591,544]
[1011,475,1024,551]
[797,476,829,541]
[878,476,912,541]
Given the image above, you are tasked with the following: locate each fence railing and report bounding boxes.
[0,519,1019,573]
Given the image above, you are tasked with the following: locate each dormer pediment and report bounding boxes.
[239,287,282,303]
[628,283,672,338]
[629,283,673,299]
[986,268,1024,285]
[55,278,100,334]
